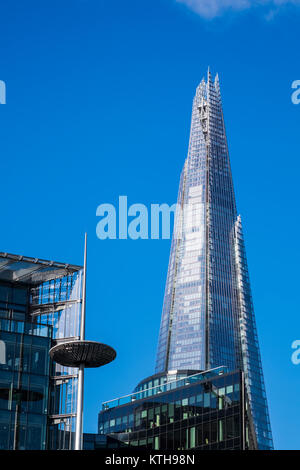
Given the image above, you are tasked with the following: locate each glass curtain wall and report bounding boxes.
[98,371,254,450]
[0,283,51,450]
[154,70,273,449]
[30,270,83,450]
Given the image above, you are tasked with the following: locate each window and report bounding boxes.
[203,422,210,445]
[190,427,196,448]
[219,419,224,442]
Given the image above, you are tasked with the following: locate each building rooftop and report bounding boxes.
[0,252,82,285]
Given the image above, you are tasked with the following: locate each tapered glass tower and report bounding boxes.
[155,70,273,450]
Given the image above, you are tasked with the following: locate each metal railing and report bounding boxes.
[102,366,228,410]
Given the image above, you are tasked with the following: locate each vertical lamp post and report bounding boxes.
[49,233,116,450]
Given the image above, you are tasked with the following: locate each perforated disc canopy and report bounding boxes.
[49,340,116,368]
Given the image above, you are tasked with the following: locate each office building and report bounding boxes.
[0,252,83,449]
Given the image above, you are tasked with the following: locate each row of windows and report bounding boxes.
[0,411,47,450]
[107,417,242,450]
[0,285,28,306]
[101,404,240,435]
[0,332,50,376]
[100,381,241,434]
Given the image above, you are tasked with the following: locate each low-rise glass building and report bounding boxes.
[95,367,257,450]
[0,252,83,450]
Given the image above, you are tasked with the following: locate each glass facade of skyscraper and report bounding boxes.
[0,252,83,449]
[93,71,273,451]
[154,70,273,449]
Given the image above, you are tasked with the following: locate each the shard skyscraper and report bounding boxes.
[155,69,273,450]
[97,70,273,451]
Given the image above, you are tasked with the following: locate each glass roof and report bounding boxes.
[0,252,82,285]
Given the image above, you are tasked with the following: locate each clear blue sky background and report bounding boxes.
[0,0,299,450]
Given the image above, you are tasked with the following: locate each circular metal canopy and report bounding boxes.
[49,340,116,368]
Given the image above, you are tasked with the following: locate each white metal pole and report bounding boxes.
[74,233,87,450]
[80,232,87,342]
[75,363,84,450]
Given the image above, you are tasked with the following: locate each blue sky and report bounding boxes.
[0,0,299,450]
